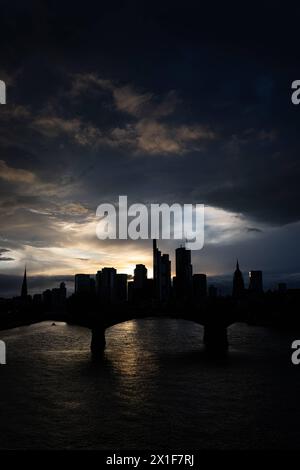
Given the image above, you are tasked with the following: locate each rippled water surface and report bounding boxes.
[0,319,300,449]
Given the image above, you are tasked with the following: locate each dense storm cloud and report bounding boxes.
[0,1,299,295]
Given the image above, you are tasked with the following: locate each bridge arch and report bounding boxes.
[90,315,230,357]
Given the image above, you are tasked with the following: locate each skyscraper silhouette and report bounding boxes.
[115,274,128,302]
[232,260,245,298]
[153,240,171,301]
[160,253,171,302]
[193,273,207,299]
[249,270,263,293]
[174,246,192,299]
[21,266,28,298]
[98,268,117,303]
[153,239,161,299]
[134,264,148,289]
[75,274,92,294]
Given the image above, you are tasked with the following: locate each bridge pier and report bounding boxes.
[91,327,106,357]
[203,324,228,351]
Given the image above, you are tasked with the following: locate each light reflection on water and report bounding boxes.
[0,319,300,449]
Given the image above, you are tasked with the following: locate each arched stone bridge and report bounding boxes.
[89,309,238,357]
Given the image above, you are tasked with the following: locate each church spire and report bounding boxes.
[21,266,28,298]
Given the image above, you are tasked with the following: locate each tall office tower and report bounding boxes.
[249,270,263,293]
[134,264,148,289]
[175,246,193,299]
[232,260,245,298]
[99,267,117,303]
[193,273,207,299]
[75,274,91,294]
[21,266,28,298]
[153,239,161,299]
[115,274,128,302]
[152,240,171,301]
[132,264,148,302]
[127,281,134,302]
[161,254,171,301]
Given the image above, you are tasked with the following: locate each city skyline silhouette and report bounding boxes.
[1,238,300,348]
[1,239,280,301]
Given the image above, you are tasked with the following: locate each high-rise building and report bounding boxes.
[98,267,117,303]
[41,281,67,309]
[134,264,147,289]
[153,239,161,299]
[249,270,263,293]
[42,289,52,308]
[193,273,207,299]
[75,274,91,294]
[115,273,128,302]
[52,282,67,309]
[232,260,245,298]
[96,268,126,303]
[21,266,28,298]
[160,254,171,301]
[127,281,134,302]
[132,264,150,302]
[153,240,171,301]
[174,246,192,299]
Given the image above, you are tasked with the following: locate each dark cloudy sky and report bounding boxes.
[0,1,300,296]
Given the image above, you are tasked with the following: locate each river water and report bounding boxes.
[0,319,299,450]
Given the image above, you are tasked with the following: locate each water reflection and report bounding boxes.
[1,320,300,449]
[104,320,161,407]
